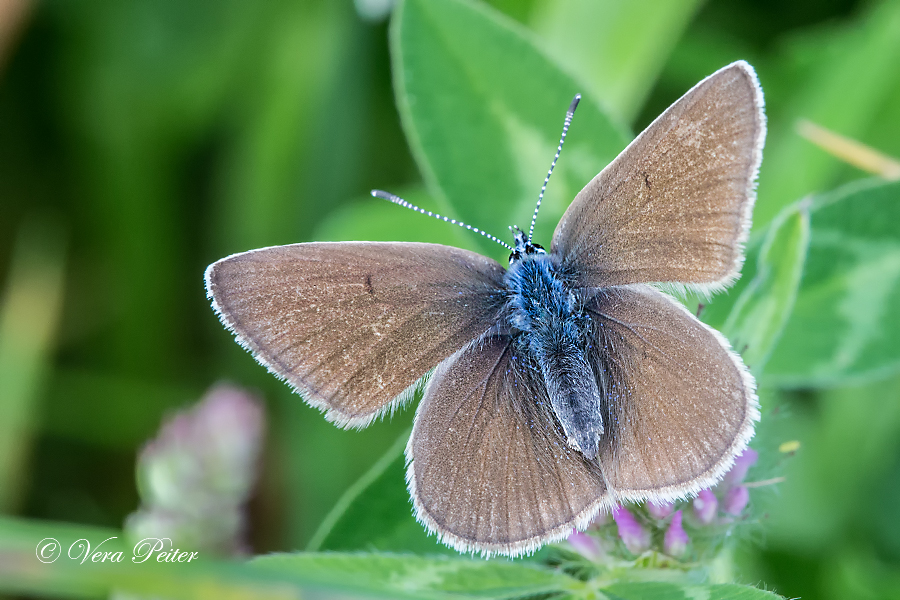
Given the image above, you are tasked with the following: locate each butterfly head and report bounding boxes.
[508,225,546,265]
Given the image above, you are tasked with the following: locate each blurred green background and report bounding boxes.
[2,0,900,598]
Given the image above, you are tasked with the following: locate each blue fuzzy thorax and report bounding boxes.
[504,247,605,459]
[506,254,577,342]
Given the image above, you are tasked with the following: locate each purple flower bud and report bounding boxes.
[567,530,602,561]
[613,506,650,555]
[724,485,750,515]
[192,384,266,499]
[663,510,689,557]
[723,448,758,487]
[137,384,265,508]
[693,489,718,524]
[647,500,674,520]
[128,384,265,556]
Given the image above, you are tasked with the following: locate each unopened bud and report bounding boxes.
[613,506,650,555]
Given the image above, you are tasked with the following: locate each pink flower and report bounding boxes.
[647,500,674,520]
[663,510,689,557]
[723,448,758,488]
[567,530,602,561]
[613,506,650,555]
[724,485,750,515]
[693,489,718,524]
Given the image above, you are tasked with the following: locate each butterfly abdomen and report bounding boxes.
[505,255,605,459]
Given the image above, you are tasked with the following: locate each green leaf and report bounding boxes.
[253,553,580,600]
[604,581,784,600]
[392,0,630,262]
[765,179,900,387]
[1,516,496,600]
[0,517,782,599]
[718,204,810,374]
[307,428,451,555]
[530,0,704,124]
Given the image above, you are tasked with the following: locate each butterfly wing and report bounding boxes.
[552,61,765,293]
[586,285,758,502]
[205,242,506,427]
[408,333,609,557]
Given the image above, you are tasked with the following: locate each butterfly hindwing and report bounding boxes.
[408,333,610,557]
[586,285,758,502]
[552,61,765,293]
[205,242,507,427]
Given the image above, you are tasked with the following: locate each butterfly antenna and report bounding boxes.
[370,190,512,250]
[528,93,581,243]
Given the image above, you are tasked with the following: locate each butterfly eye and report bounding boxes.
[508,241,546,265]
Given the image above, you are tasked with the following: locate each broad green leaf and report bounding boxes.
[765,179,900,387]
[307,429,451,555]
[753,0,900,230]
[254,553,580,600]
[719,205,810,374]
[530,0,704,123]
[392,0,630,262]
[604,581,783,600]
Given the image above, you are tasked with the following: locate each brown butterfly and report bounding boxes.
[205,61,764,557]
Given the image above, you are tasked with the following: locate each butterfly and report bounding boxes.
[205,61,764,557]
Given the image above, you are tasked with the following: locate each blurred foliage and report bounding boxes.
[1,0,900,598]
[766,179,900,386]
[0,514,784,600]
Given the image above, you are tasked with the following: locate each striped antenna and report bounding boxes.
[528,93,581,243]
[371,190,512,250]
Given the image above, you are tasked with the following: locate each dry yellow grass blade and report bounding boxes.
[797,119,900,181]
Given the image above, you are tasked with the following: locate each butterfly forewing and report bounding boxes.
[408,334,610,557]
[552,61,765,292]
[586,285,758,501]
[206,242,506,427]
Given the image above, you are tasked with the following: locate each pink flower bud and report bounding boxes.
[723,448,758,487]
[693,489,718,524]
[127,383,265,556]
[613,506,650,555]
[647,500,674,520]
[663,510,689,557]
[724,485,750,515]
[567,530,602,561]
